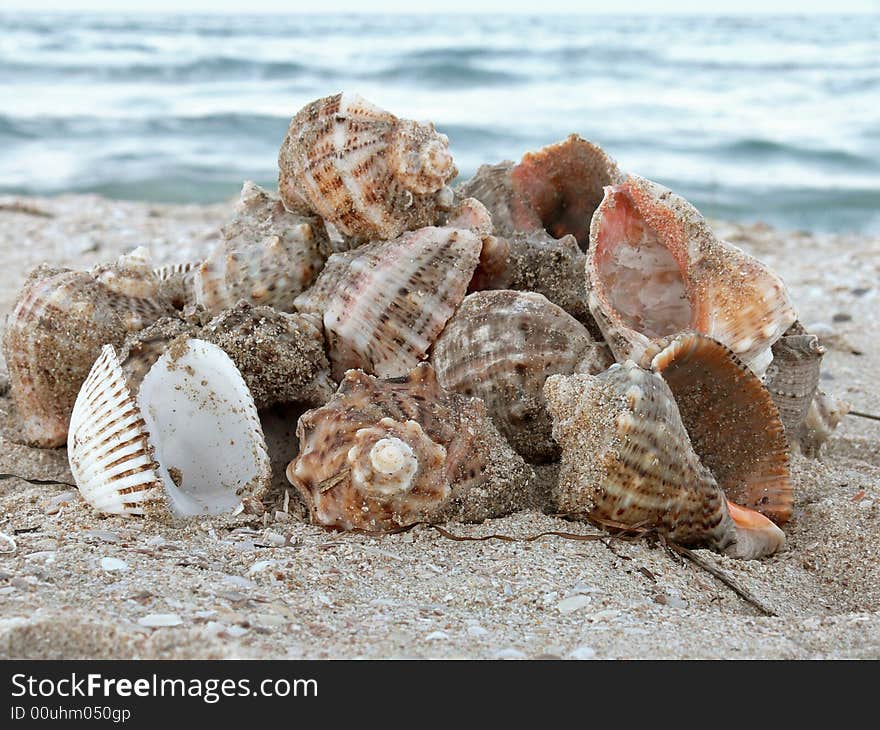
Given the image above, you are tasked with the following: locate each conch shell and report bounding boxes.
[545,332,791,559]
[431,290,611,462]
[294,224,482,381]
[3,249,174,447]
[286,363,534,532]
[278,93,457,242]
[194,182,328,315]
[457,134,622,250]
[68,339,270,517]
[587,175,797,376]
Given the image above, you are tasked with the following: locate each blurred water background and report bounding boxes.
[1,12,878,233]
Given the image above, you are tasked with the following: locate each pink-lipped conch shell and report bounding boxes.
[286,363,535,532]
[3,248,175,447]
[586,175,797,376]
[545,332,792,559]
[294,222,482,381]
[457,134,623,251]
[278,93,457,243]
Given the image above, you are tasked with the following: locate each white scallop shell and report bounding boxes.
[67,345,161,516]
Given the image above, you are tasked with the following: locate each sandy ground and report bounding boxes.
[0,193,878,659]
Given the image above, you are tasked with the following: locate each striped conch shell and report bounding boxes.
[68,339,270,517]
[587,175,797,376]
[286,363,535,532]
[3,248,174,447]
[294,223,482,381]
[762,322,824,446]
[118,302,334,409]
[193,182,329,315]
[545,333,791,559]
[278,93,457,243]
[457,134,623,250]
[431,290,612,462]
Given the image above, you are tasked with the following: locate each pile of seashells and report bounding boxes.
[3,93,849,560]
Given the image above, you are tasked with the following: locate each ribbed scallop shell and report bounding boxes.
[287,363,534,532]
[294,225,482,381]
[67,345,161,516]
[544,361,785,559]
[68,339,271,518]
[3,250,174,447]
[587,175,797,376]
[278,93,457,242]
[763,323,824,443]
[643,332,792,524]
[194,182,328,315]
[431,290,612,461]
[457,134,623,250]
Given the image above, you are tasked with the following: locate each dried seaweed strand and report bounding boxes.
[850,409,880,422]
[0,473,77,488]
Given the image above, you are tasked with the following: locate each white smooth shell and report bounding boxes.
[67,345,161,516]
[137,339,270,517]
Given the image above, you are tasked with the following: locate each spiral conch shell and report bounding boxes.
[545,333,791,559]
[287,363,534,532]
[431,290,612,462]
[193,182,328,315]
[294,223,482,381]
[587,175,797,376]
[3,248,174,447]
[457,134,622,250]
[68,339,270,517]
[278,93,457,243]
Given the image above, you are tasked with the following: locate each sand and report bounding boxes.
[0,193,878,659]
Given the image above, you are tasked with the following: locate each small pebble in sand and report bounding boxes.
[100,557,128,572]
[82,530,121,543]
[568,645,597,660]
[44,491,78,515]
[139,613,183,628]
[248,560,276,575]
[0,532,17,554]
[425,630,449,641]
[557,594,592,614]
[467,625,489,637]
[495,648,526,660]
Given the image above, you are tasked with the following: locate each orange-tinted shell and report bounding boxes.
[278,93,457,242]
[588,175,797,376]
[286,364,534,532]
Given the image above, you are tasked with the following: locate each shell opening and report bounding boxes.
[594,187,691,338]
[137,339,269,517]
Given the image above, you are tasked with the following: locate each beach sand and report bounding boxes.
[0,193,878,659]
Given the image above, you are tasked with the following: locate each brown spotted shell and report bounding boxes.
[456,134,623,250]
[119,302,334,409]
[294,224,482,381]
[3,250,174,447]
[278,93,457,242]
[193,182,328,315]
[431,290,612,462]
[587,175,797,376]
[286,363,534,532]
[642,332,792,525]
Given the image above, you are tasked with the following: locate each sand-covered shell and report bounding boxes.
[294,225,482,381]
[119,302,334,409]
[544,359,786,559]
[286,363,534,532]
[3,249,175,447]
[762,322,824,444]
[457,134,622,250]
[797,390,850,457]
[431,290,611,462]
[68,339,270,517]
[587,175,797,376]
[278,93,457,242]
[643,332,792,524]
[193,182,328,315]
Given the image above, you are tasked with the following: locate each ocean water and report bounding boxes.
[1,12,878,233]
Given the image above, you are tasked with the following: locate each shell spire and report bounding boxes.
[587,175,797,376]
[278,93,457,242]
